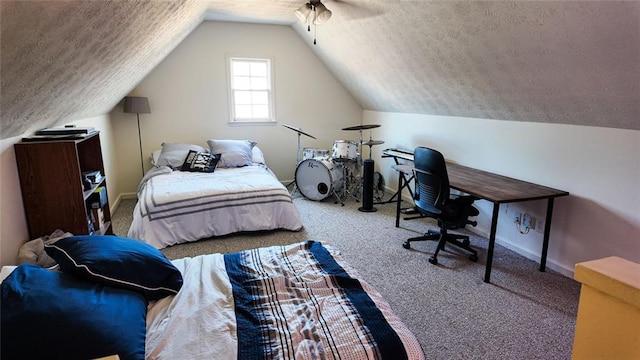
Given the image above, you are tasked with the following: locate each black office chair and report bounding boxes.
[402,147,479,265]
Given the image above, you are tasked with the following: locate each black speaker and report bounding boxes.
[358,159,377,212]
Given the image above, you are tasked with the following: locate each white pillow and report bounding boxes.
[150,149,161,166]
[207,139,256,168]
[252,146,266,164]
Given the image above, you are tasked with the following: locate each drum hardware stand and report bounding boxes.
[282,124,316,193]
[341,124,382,206]
[358,135,384,213]
[338,162,360,204]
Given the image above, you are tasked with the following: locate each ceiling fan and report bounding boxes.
[295,0,332,26]
[295,0,332,44]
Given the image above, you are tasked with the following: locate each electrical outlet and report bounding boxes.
[522,213,530,228]
[534,216,545,233]
[515,212,522,224]
[522,213,535,230]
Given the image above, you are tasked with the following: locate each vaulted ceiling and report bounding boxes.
[1,1,638,139]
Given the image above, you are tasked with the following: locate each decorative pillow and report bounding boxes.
[44,235,183,301]
[156,143,208,169]
[180,150,221,173]
[1,264,146,359]
[207,139,256,168]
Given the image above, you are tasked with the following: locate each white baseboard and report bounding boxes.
[111,192,137,214]
[468,226,574,278]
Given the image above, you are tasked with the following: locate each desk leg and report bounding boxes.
[539,198,555,272]
[395,171,403,227]
[484,203,500,283]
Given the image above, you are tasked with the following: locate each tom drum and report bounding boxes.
[295,157,343,201]
[302,148,330,160]
[331,140,358,161]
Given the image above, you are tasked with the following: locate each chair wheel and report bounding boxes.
[469,254,478,262]
[428,256,438,265]
[402,241,411,249]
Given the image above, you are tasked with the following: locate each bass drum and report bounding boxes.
[295,158,343,201]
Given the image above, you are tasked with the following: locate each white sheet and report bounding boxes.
[0,266,17,283]
[128,165,303,248]
[145,254,237,359]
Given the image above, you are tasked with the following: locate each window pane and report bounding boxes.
[253,105,269,118]
[252,91,268,105]
[235,105,253,118]
[250,62,267,76]
[233,62,250,76]
[251,77,268,90]
[234,91,252,105]
[233,76,251,90]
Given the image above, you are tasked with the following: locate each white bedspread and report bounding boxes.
[128,165,303,249]
[145,241,425,360]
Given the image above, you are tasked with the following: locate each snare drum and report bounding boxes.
[295,157,344,201]
[331,140,358,162]
[302,148,330,160]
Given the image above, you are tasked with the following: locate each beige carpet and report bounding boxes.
[113,193,580,360]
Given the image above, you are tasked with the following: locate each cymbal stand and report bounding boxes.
[366,130,373,159]
[285,131,303,193]
[295,131,302,166]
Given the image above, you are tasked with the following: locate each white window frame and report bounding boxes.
[227,56,275,124]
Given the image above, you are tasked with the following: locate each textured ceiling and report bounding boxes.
[1,1,639,140]
[0,0,208,138]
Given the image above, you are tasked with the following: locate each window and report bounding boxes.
[228,57,275,123]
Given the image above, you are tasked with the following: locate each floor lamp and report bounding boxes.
[123,96,151,177]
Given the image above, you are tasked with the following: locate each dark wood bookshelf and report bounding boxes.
[14,132,113,239]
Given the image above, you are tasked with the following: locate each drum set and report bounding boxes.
[283,123,384,205]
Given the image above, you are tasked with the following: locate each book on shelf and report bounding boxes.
[83,170,103,184]
[90,207,105,230]
[89,186,107,208]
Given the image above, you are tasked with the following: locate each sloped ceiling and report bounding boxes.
[0,0,208,139]
[1,1,638,140]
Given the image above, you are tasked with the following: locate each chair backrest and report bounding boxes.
[413,147,450,214]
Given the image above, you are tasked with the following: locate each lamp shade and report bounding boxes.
[295,3,313,23]
[313,3,332,24]
[123,97,151,114]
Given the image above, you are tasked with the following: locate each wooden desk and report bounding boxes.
[396,162,569,283]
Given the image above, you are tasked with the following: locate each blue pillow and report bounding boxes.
[45,235,183,300]
[1,264,146,359]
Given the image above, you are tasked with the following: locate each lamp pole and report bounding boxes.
[136,112,144,177]
[123,96,151,179]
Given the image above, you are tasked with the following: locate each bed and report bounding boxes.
[1,236,425,360]
[127,140,303,249]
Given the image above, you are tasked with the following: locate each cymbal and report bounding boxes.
[282,124,317,139]
[342,124,381,131]
[362,140,385,146]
